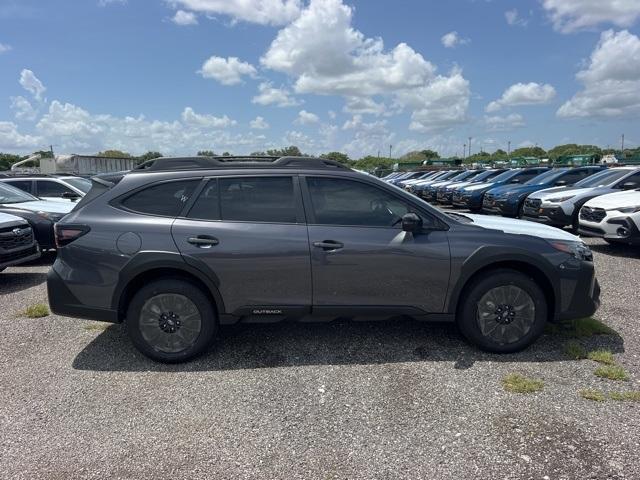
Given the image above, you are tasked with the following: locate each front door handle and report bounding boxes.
[313,240,344,251]
[187,235,219,248]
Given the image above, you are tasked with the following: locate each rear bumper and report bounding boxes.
[47,267,119,322]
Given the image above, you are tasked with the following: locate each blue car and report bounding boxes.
[422,170,484,203]
[482,166,605,217]
[437,169,508,205]
[452,167,549,211]
[410,170,461,198]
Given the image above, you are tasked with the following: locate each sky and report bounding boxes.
[1,0,640,159]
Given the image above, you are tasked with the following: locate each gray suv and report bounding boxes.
[48,156,600,362]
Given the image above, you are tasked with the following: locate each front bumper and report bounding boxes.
[522,206,573,227]
[482,197,519,216]
[47,267,119,322]
[579,215,640,245]
[557,260,600,321]
[436,191,454,204]
[0,244,40,270]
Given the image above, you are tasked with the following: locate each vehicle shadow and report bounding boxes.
[0,272,48,295]
[588,242,640,259]
[72,318,625,372]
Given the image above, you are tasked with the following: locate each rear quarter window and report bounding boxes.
[120,179,200,216]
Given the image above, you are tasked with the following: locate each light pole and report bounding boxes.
[463,143,466,159]
[507,140,511,158]
[468,137,472,157]
[389,144,392,159]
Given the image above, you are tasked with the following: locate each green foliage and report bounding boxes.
[24,304,50,318]
[221,151,231,156]
[587,349,616,365]
[609,391,640,402]
[594,365,629,381]
[502,373,544,393]
[547,144,602,161]
[266,146,303,157]
[579,389,606,402]
[420,149,439,159]
[138,151,163,162]
[352,156,395,171]
[96,149,132,158]
[510,146,547,158]
[320,151,351,165]
[565,340,587,360]
[197,150,217,157]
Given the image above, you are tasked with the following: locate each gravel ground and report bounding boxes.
[1,237,639,479]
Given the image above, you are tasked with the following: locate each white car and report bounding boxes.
[578,189,640,245]
[522,167,640,230]
[0,175,91,202]
[0,211,40,272]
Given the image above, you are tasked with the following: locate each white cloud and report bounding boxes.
[505,9,528,27]
[558,30,640,118]
[19,69,46,101]
[252,82,300,107]
[199,56,257,85]
[484,113,526,132]
[343,96,386,116]
[261,0,436,97]
[172,10,198,25]
[181,107,236,128]
[284,130,316,151]
[0,122,41,150]
[441,31,468,48]
[328,110,336,119]
[295,109,319,125]
[542,0,640,33]
[398,72,471,132]
[170,0,302,26]
[98,0,126,6]
[342,114,388,133]
[249,116,270,129]
[0,43,11,53]
[10,96,38,121]
[486,82,556,112]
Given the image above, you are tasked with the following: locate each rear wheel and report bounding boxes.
[125,278,217,363]
[457,269,547,353]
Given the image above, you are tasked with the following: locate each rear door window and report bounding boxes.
[121,179,199,216]
[36,180,75,197]
[4,180,33,194]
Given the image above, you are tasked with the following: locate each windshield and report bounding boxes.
[64,177,92,193]
[490,169,521,183]
[469,170,502,183]
[574,168,630,188]
[0,182,39,204]
[524,169,567,185]
[449,170,476,182]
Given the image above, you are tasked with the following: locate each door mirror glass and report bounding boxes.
[61,191,80,199]
[510,178,520,184]
[621,181,638,191]
[401,212,422,232]
[554,179,567,186]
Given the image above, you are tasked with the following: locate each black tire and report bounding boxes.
[457,269,547,353]
[125,278,217,363]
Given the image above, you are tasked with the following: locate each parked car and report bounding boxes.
[407,170,460,196]
[0,183,74,249]
[387,171,424,186]
[397,171,440,188]
[0,175,90,202]
[0,212,40,272]
[452,167,549,212]
[522,167,640,230]
[48,156,599,362]
[482,166,605,217]
[578,189,640,245]
[437,169,508,205]
[425,170,485,203]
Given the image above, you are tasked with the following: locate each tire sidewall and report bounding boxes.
[458,269,547,353]
[125,278,217,363]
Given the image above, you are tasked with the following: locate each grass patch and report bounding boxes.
[594,365,629,381]
[587,349,616,365]
[579,389,606,402]
[503,373,544,393]
[546,317,616,337]
[24,303,49,318]
[83,324,109,332]
[565,340,587,360]
[609,391,640,402]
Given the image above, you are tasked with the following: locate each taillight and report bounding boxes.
[55,224,90,248]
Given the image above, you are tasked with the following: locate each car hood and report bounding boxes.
[446,181,474,190]
[487,183,542,196]
[462,214,580,242]
[584,190,640,210]
[0,211,29,226]
[463,182,494,192]
[528,186,591,200]
[0,200,75,214]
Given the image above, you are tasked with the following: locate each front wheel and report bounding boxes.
[125,278,217,363]
[457,269,547,353]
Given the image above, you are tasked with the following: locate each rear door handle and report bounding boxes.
[187,235,219,248]
[313,240,344,251]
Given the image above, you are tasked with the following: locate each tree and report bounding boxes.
[197,150,216,157]
[420,149,440,159]
[138,151,163,162]
[546,144,601,161]
[96,149,132,158]
[266,146,303,157]
[510,146,547,158]
[352,155,395,171]
[0,153,23,171]
[320,151,351,164]
[221,151,231,157]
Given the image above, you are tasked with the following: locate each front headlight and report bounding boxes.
[548,240,593,261]
[617,205,640,214]
[547,195,575,203]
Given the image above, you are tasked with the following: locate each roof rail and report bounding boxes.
[134,155,351,172]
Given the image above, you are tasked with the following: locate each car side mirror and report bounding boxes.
[61,192,80,199]
[620,181,638,191]
[555,180,567,186]
[402,212,423,232]
[510,178,520,184]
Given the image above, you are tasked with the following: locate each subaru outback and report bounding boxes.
[48,156,600,363]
